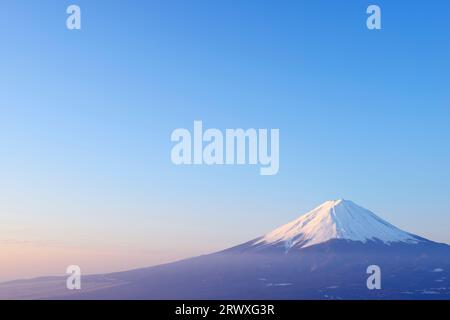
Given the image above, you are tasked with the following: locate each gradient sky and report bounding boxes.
[1,0,449,281]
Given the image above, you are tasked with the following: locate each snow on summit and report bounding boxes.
[255,199,421,249]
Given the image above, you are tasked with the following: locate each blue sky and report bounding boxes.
[0,0,449,280]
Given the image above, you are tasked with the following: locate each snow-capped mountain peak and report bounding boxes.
[254,199,421,249]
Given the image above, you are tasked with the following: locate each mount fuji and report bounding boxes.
[1,199,450,300]
[228,199,426,253]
